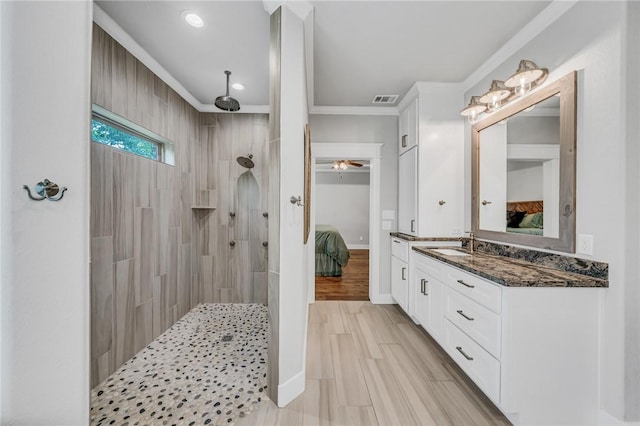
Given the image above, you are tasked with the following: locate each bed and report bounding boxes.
[315,224,350,277]
[506,200,544,236]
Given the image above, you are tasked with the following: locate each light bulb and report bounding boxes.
[468,110,479,124]
[515,76,531,96]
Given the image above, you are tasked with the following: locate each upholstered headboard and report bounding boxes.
[507,200,544,214]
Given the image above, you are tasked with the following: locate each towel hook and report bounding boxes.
[290,195,304,207]
[23,179,67,202]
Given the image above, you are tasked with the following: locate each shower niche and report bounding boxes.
[196,113,269,304]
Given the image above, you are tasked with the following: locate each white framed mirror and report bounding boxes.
[472,71,577,252]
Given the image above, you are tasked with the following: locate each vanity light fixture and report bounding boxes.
[183,11,205,28]
[460,59,548,123]
[460,96,487,124]
[505,60,548,96]
[478,80,511,112]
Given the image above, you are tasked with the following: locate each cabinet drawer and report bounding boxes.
[391,238,409,262]
[443,266,502,313]
[445,288,501,359]
[445,320,500,404]
[413,254,442,281]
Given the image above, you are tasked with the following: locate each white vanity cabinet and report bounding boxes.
[410,250,602,425]
[396,84,464,238]
[390,238,410,312]
[391,237,460,317]
[413,254,445,340]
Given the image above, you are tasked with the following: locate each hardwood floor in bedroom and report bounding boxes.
[316,249,369,301]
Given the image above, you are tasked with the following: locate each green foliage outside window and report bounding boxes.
[91,118,159,161]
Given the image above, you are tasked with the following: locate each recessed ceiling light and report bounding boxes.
[182,11,205,28]
[232,83,244,91]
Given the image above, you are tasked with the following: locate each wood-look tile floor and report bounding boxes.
[237,301,511,426]
[316,250,369,301]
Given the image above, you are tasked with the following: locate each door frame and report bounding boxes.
[309,142,384,303]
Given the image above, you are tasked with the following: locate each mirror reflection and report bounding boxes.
[472,71,576,252]
[478,95,560,238]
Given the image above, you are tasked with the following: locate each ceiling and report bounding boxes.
[96,0,552,110]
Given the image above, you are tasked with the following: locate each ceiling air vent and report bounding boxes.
[372,94,399,104]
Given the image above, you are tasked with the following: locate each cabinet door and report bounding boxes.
[419,121,463,237]
[427,278,445,340]
[415,266,445,340]
[391,256,409,312]
[398,147,417,235]
[414,267,430,326]
[399,98,418,155]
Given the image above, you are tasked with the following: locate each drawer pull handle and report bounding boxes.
[402,134,408,147]
[456,346,474,361]
[410,219,415,233]
[456,279,475,289]
[421,278,428,295]
[393,240,401,244]
[456,310,474,321]
[402,267,407,280]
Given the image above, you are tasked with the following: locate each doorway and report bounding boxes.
[314,159,370,300]
[309,143,383,304]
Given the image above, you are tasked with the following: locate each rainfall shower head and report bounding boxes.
[215,70,240,112]
[237,154,254,169]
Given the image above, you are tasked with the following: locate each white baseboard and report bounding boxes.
[277,370,305,407]
[369,293,395,304]
[347,244,369,250]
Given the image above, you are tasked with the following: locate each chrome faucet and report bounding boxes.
[465,231,475,254]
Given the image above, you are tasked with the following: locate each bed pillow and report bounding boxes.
[519,212,544,229]
[506,211,526,228]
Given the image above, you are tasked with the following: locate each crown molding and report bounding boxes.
[199,104,270,114]
[310,106,399,116]
[462,0,578,92]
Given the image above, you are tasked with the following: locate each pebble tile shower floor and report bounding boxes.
[91,304,269,426]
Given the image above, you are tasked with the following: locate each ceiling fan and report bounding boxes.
[319,159,364,170]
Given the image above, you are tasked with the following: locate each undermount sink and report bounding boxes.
[432,248,471,257]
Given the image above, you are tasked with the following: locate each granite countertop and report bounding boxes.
[412,246,609,288]
[390,232,464,242]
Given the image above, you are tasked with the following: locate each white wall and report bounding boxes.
[315,171,370,247]
[274,4,310,406]
[464,2,636,421]
[507,162,543,201]
[1,1,92,423]
[310,115,397,295]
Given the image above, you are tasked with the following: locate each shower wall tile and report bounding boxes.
[113,152,134,262]
[167,227,179,309]
[178,243,191,318]
[254,272,268,305]
[152,275,163,339]
[200,255,215,303]
[134,299,153,353]
[91,25,198,387]
[134,159,150,208]
[113,259,135,369]
[195,113,269,304]
[91,236,114,361]
[90,144,113,237]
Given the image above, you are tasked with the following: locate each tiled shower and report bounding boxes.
[89,24,269,387]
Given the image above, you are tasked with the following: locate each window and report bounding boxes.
[90,104,174,165]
